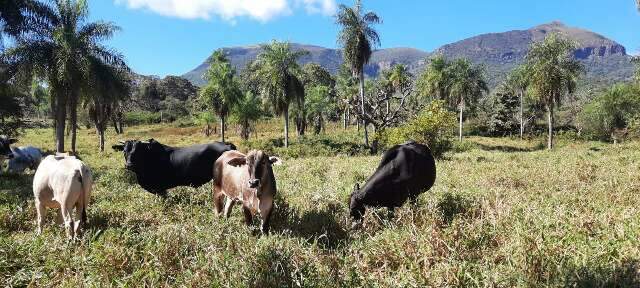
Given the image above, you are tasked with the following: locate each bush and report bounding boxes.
[124,111,162,125]
[243,135,368,158]
[486,90,519,136]
[577,84,640,141]
[377,100,456,157]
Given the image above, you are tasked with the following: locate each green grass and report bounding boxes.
[1,123,639,287]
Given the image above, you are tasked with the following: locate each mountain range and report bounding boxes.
[181,21,634,89]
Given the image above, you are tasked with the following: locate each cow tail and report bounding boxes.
[77,166,92,225]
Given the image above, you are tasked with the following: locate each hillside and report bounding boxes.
[182,21,634,89]
[182,44,429,86]
[436,21,634,87]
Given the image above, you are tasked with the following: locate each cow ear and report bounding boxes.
[8,139,17,144]
[268,156,282,166]
[354,183,360,191]
[227,157,247,167]
[112,144,125,151]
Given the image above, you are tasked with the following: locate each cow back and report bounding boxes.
[358,142,436,207]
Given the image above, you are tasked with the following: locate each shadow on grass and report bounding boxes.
[271,195,349,250]
[566,259,640,287]
[250,246,300,287]
[475,142,544,153]
[0,173,35,205]
[437,192,477,225]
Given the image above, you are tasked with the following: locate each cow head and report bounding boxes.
[227,150,281,190]
[112,139,162,172]
[349,183,366,221]
[0,136,17,161]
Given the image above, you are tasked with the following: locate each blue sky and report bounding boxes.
[88,0,640,77]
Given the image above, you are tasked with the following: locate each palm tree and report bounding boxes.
[448,59,488,141]
[387,64,411,113]
[336,64,358,129]
[506,65,530,139]
[417,55,451,102]
[84,61,131,152]
[526,33,582,149]
[306,85,334,134]
[4,0,127,153]
[231,92,262,140]
[336,0,381,147]
[0,0,54,49]
[255,41,307,147]
[199,49,241,143]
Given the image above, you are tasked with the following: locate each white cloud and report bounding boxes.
[298,0,337,16]
[115,0,337,22]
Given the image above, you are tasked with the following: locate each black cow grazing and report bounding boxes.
[349,141,436,221]
[112,139,235,196]
[0,136,17,163]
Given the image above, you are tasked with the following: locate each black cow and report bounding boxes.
[0,136,17,162]
[349,141,436,221]
[112,139,235,196]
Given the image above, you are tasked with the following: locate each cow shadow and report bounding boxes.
[271,195,350,250]
[565,259,640,287]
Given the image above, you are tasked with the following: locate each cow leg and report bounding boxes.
[242,206,253,226]
[259,198,274,235]
[408,193,420,205]
[60,203,74,240]
[157,190,168,198]
[213,191,226,217]
[223,198,235,218]
[55,209,63,225]
[73,202,84,239]
[260,208,273,235]
[35,200,46,235]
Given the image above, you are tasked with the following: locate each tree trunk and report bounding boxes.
[359,73,369,147]
[220,115,225,143]
[519,89,524,140]
[70,94,78,153]
[343,109,347,130]
[284,108,290,148]
[346,108,350,126]
[113,119,121,134]
[55,96,67,153]
[458,104,464,142]
[98,127,105,152]
[547,105,554,150]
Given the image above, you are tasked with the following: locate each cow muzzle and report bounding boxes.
[248,179,260,188]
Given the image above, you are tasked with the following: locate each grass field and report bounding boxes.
[1,123,639,287]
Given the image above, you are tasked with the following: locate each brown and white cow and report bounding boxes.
[213,150,281,234]
[33,154,93,239]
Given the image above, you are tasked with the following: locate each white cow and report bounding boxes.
[33,155,93,239]
[8,146,43,173]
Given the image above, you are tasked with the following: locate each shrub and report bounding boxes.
[242,134,368,158]
[577,84,640,141]
[377,100,456,157]
[124,111,162,125]
[486,90,519,136]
